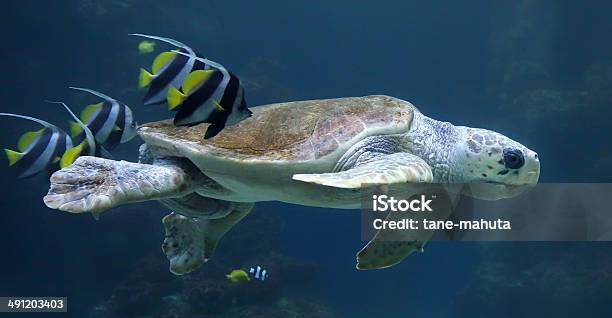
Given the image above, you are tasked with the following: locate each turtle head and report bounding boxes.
[452,127,540,200]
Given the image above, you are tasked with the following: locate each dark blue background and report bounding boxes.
[1,1,611,317]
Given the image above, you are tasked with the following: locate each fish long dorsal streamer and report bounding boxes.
[129,33,191,50]
[45,101,97,159]
[44,101,96,168]
[69,86,117,102]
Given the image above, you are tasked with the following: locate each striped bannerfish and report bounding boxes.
[68,87,137,152]
[45,101,98,168]
[0,113,72,178]
[167,52,252,139]
[132,34,207,105]
[248,266,269,281]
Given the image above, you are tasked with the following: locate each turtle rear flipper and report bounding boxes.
[44,156,198,215]
[162,202,253,275]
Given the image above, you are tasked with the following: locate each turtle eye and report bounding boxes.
[503,148,525,169]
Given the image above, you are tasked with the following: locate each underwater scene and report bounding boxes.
[1,0,612,317]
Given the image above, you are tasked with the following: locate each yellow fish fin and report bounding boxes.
[60,142,85,168]
[69,120,83,137]
[152,51,177,74]
[138,68,154,89]
[167,86,186,110]
[182,70,215,95]
[212,100,225,112]
[4,149,22,166]
[17,128,45,152]
[237,270,249,280]
[80,102,103,123]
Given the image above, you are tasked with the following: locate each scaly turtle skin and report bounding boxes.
[44,95,540,274]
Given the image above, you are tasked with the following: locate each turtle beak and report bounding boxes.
[521,149,540,185]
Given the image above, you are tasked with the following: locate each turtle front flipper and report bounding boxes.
[292,152,433,189]
[162,202,253,275]
[292,152,437,268]
[44,156,199,215]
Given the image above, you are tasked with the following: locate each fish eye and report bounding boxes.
[503,148,525,169]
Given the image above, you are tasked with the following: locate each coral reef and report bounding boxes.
[89,209,336,318]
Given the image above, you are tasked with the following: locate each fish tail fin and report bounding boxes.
[60,142,85,168]
[167,86,185,110]
[68,120,82,137]
[4,149,22,166]
[139,68,154,89]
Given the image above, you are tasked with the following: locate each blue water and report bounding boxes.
[1,1,612,317]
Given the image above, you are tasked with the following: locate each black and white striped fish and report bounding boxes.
[248,266,269,281]
[132,34,207,105]
[46,101,98,168]
[167,52,252,139]
[1,113,72,178]
[68,87,137,152]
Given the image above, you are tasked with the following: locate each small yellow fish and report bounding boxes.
[226,269,250,283]
[137,40,156,54]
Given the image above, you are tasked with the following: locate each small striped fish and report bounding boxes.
[132,34,208,106]
[168,52,252,139]
[248,266,269,281]
[1,113,72,178]
[68,87,137,152]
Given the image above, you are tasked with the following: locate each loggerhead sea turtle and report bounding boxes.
[43,95,540,274]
